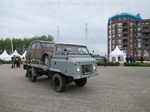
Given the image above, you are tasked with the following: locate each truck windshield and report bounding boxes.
[66,46,90,55]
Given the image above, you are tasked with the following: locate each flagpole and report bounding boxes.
[8,31,13,54]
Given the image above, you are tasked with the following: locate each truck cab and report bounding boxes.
[50,42,98,80]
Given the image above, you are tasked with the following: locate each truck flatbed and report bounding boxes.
[24,63,49,71]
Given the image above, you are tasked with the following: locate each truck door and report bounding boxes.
[52,46,67,74]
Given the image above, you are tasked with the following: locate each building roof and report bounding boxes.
[108,12,142,22]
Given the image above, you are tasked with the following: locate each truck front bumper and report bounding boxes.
[73,72,98,80]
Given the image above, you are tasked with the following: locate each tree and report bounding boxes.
[0,34,53,55]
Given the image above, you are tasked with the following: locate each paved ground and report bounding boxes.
[0,64,150,112]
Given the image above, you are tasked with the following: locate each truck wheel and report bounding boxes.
[28,69,37,82]
[44,55,49,66]
[52,73,66,92]
[74,78,87,87]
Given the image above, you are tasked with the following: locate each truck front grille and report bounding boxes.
[81,64,92,75]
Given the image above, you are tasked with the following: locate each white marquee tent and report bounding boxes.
[0,50,27,61]
[10,50,21,57]
[0,50,11,61]
[109,46,126,62]
[21,51,26,58]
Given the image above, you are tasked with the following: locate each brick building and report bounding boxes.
[107,13,150,60]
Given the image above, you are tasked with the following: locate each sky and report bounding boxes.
[0,0,150,55]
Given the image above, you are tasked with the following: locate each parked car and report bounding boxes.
[0,58,3,64]
[144,57,150,61]
[26,40,54,65]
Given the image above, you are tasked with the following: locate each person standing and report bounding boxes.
[11,55,15,68]
[140,56,144,63]
[18,56,21,67]
[126,55,129,63]
[104,55,107,67]
[129,55,132,62]
[118,55,121,62]
[136,55,139,61]
[132,55,136,62]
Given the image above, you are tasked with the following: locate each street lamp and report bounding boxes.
[7,31,13,54]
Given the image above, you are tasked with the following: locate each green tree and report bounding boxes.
[0,34,53,55]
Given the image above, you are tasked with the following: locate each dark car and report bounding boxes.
[0,58,3,64]
[26,40,54,65]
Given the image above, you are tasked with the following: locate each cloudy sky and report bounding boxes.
[0,0,150,55]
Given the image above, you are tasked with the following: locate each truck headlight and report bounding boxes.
[77,66,80,71]
[93,65,96,70]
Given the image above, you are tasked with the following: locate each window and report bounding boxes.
[117,23,122,27]
[36,42,42,49]
[123,34,128,37]
[138,23,141,26]
[130,50,133,55]
[122,50,127,54]
[55,46,65,55]
[112,29,115,34]
[138,50,141,55]
[130,34,133,37]
[134,28,136,31]
[123,23,127,27]
[143,27,149,30]
[138,28,141,31]
[138,33,141,37]
[109,31,111,35]
[112,45,115,49]
[130,23,133,27]
[112,24,115,28]
[138,39,141,42]
[31,42,36,49]
[109,25,111,29]
[118,39,122,44]
[42,43,54,48]
[112,34,115,38]
[112,40,115,44]
[118,34,122,37]
[130,28,133,32]
[138,43,141,48]
[130,45,133,48]
[123,28,128,32]
[118,45,122,49]
[144,50,149,54]
[117,28,122,33]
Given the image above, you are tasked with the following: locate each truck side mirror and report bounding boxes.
[64,48,68,60]
[90,50,94,57]
[64,48,67,52]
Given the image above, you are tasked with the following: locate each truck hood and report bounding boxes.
[69,55,97,63]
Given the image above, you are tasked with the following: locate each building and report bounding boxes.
[107,12,150,59]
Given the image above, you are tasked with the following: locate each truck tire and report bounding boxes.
[44,55,49,66]
[74,78,87,87]
[28,69,37,82]
[52,73,66,92]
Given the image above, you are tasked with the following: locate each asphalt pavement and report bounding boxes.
[0,64,150,112]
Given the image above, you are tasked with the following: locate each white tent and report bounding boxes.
[10,50,21,57]
[0,50,11,61]
[21,51,26,58]
[109,46,126,62]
